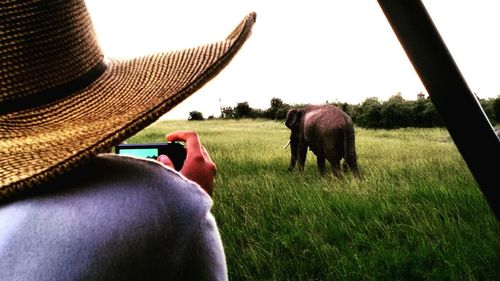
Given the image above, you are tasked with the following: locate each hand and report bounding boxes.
[157,131,216,196]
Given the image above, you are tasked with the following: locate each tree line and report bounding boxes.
[189,93,500,129]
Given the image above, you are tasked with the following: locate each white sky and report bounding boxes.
[85,0,500,120]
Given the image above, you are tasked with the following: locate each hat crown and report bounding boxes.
[0,0,103,104]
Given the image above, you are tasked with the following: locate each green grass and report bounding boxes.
[127,119,499,281]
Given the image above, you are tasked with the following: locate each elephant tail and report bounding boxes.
[343,129,349,165]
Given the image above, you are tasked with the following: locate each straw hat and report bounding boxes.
[0,0,256,199]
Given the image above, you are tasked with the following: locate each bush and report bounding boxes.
[493,96,500,124]
[354,97,382,128]
[188,111,204,121]
[265,97,291,120]
[380,94,413,129]
[413,98,442,127]
[235,102,252,119]
[220,106,235,119]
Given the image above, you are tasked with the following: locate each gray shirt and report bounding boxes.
[0,154,227,281]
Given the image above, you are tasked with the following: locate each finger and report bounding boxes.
[166,130,197,142]
[200,145,213,163]
[157,155,175,169]
[167,131,203,158]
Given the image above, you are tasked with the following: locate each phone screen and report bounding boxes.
[118,148,159,159]
[115,143,186,171]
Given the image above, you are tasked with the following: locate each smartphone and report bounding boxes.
[115,142,186,171]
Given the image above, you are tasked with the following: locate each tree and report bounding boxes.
[354,97,382,128]
[188,111,204,121]
[275,107,290,120]
[265,97,290,120]
[380,93,413,129]
[235,101,252,119]
[412,96,440,127]
[220,106,235,119]
[493,96,500,123]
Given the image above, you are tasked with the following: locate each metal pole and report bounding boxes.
[377,0,499,220]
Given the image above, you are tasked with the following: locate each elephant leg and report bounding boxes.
[288,152,297,172]
[323,139,342,177]
[331,161,342,178]
[345,131,360,178]
[316,155,326,175]
[342,160,348,173]
[346,157,359,177]
[326,155,342,178]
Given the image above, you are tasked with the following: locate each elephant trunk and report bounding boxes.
[288,133,299,171]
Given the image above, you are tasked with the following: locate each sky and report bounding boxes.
[85,0,500,120]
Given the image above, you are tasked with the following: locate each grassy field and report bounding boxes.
[126,119,499,281]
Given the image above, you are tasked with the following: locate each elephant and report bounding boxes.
[284,104,360,177]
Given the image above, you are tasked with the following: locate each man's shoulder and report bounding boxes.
[64,153,213,212]
[1,154,214,241]
[0,155,216,280]
[3,154,213,222]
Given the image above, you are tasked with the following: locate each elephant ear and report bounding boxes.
[285,109,301,130]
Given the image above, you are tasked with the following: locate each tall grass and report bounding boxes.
[127,119,499,281]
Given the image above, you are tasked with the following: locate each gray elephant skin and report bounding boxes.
[285,104,360,177]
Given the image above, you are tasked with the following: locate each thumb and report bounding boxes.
[157,155,175,169]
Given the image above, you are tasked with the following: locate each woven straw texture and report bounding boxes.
[1,0,103,102]
[0,0,256,199]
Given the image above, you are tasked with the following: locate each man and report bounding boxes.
[0,0,256,280]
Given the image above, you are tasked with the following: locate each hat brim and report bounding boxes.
[0,12,256,198]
